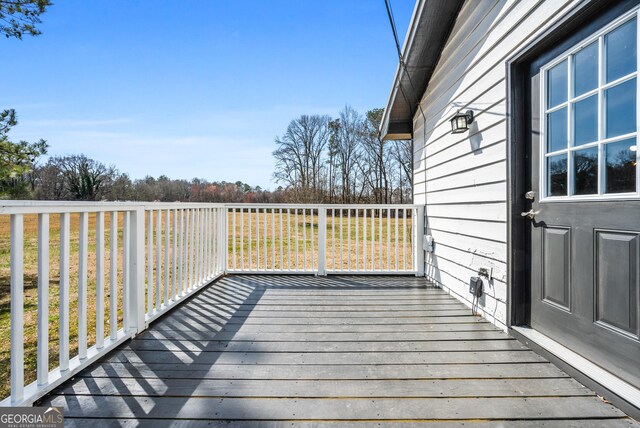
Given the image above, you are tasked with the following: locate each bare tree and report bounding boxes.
[273,114,330,202]
[333,106,363,203]
[391,139,413,202]
[54,155,115,200]
[32,161,65,200]
[361,108,391,203]
[271,106,414,204]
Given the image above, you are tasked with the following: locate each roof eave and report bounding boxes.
[380,0,464,140]
[380,0,425,141]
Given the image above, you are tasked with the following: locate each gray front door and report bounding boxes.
[528,12,640,390]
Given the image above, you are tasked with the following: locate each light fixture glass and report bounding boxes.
[450,110,474,134]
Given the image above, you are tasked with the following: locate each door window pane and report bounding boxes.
[573,147,599,195]
[573,95,598,146]
[605,18,637,83]
[547,60,568,108]
[542,13,640,199]
[573,42,598,96]
[605,138,637,193]
[548,154,568,196]
[605,78,636,138]
[547,108,568,152]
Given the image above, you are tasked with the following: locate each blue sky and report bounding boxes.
[3,1,414,189]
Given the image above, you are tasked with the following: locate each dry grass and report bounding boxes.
[0,213,127,401]
[0,209,413,400]
[227,211,413,271]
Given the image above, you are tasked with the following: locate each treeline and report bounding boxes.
[273,106,412,204]
[6,154,285,202]
[1,106,413,204]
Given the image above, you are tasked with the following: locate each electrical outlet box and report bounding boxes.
[469,277,483,297]
[423,235,434,252]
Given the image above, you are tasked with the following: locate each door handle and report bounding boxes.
[521,209,539,220]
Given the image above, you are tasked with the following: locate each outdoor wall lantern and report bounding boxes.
[450,110,474,134]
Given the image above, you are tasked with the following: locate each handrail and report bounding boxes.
[0,202,423,406]
[225,203,421,208]
[0,201,227,214]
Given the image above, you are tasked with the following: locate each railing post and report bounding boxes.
[223,207,228,274]
[217,208,226,274]
[317,207,327,276]
[414,205,425,277]
[128,207,146,333]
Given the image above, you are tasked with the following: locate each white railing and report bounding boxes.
[0,201,423,406]
[226,204,424,275]
[143,205,227,324]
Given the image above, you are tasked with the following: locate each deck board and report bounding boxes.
[39,275,639,426]
[77,361,571,380]
[62,420,639,428]
[105,349,548,365]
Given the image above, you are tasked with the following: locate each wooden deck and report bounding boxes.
[40,275,638,427]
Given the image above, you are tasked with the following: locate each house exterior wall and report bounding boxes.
[412,0,582,329]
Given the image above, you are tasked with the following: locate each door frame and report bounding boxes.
[505,0,640,418]
[506,0,640,327]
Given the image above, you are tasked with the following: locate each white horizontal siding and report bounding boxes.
[413,0,580,329]
[425,182,506,205]
[427,202,506,222]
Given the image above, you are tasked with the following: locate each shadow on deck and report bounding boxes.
[39,275,638,427]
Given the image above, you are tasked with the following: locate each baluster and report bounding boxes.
[181,209,186,293]
[194,209,200,285]
[347,209,351,271]
[96,212,105,349]
[287,209,291,270]
[256,209,260,270]
[295,209,299,270]
[189,208,196,290]
[395,208,399,271]
[232,209,237,271]
[155,209,161,308]
[387,208,391,271]
[59,212,70,371]
[248,209,252,270]
[206,209,211,277]
[198,208,203,283]
[317,208,326,276]
[263,209,267,271]
[355,209,359,271]
[164,209,170,304]
[363,208,367,272]
[147,210,153,315]
[339,209,343,271]
[271,209,275,271]
[379,208,383,271]
[303,209,307,270]
[332,208,335,271]
[78,212,88,359]
[310,209,314,271]
[370,209,375,271]
[172,208,177,299]
[123,211,130,329]
[37,213,50,385]
[403,208,407,271]
[109,212,118,339]
[240,208,244,271]
[279,209,283,270]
